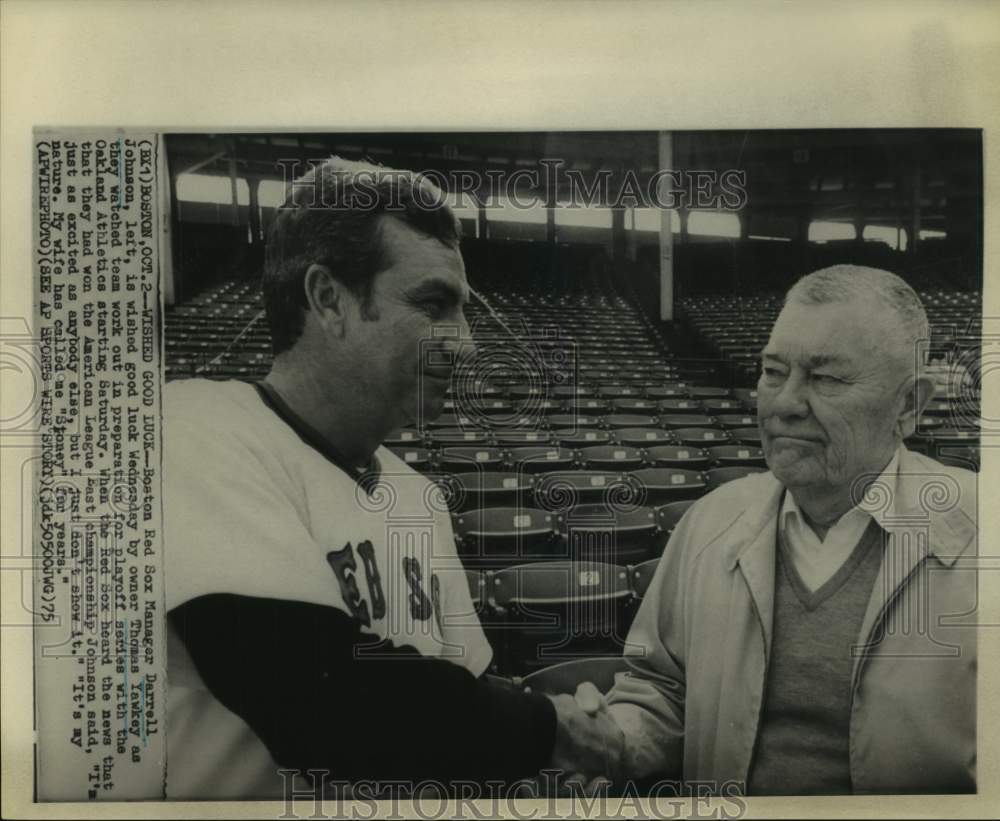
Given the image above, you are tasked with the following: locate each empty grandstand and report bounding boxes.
[163,130,982,676]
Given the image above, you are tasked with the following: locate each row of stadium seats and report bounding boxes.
[386,425,980,467]
[391,423,758,445]
[164,279,982,476]
[390,443,766,473]
[451,497,703,567]
[680,289,982,384]
[464,558,665,676]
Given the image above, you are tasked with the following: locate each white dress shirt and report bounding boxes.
[779,450,899,592]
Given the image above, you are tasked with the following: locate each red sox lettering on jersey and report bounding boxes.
[326,540,443,635]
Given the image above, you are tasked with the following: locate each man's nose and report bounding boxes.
[766,372,810,418]
[453,313,477,363]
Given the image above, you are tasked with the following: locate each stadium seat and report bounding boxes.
[387,447,433,470]
[732,388,759,408]
[493,430,554,447]
[553,428,613,448]
[600,386,644,399]
[729,427,763,445]
[552,385,598,400]
[508,446,577,474]
[702,398,745,414]
[533,471,632,511]
[424,413,476,429]
[466,569,488,615]
[614,428,674,447]
[644,445,712,471]
[534,400,566,415]
[429,428,492,446]
[604,413,660,429]
[489,561,634,675]
[631,558,660,599]
[613,398,660,413]
[706,466,766,492]
[521,656,630,696]
[936,446,980,472]
[507,384,548,400]
[903,435,933,457]
[658,414,718,430]
[578,445,645,471]
[716,413,758,429]
[384,428,425,447]
[657,399,705,414]
[557,503,661,565]
[923,399,955,418]
[629,467,707,504]
[915,415,946,434]
[547,413,604,430]
[924,428,979,450]
[565,398,612,415]
[452,506,559,566]
[654,499,696,538]
[687,387,731,399]
[500,413,561,430]
[474,400,517,417]
[645,385,689,399]
[707,444,767,468]
[445,471,535,511]
[437,446,506,472]
[672,427,731,447]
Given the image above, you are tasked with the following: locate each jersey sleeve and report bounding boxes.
[375,448,494,677]
[169,592,557,784]
[163,385,348,613]
[429,555,494,678]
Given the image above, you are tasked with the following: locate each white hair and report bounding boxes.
[785,265,931,371]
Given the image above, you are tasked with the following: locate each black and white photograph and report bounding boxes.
[157,129,982,801]
[2,2,999,820]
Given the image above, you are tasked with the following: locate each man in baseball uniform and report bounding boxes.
[163,158,621,799]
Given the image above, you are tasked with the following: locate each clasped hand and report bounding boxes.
[546,682,624,792]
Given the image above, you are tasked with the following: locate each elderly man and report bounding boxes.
[163,158,620,798]
[598,266,977,795]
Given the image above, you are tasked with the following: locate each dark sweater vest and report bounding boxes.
[747,516,884,795]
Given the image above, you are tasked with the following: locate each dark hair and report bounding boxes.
[262,157,462,354]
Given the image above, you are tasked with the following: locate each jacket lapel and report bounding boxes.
[852,448,977,687]
[730,478,785,657]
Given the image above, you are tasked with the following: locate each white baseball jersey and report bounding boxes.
[162,379,491,799]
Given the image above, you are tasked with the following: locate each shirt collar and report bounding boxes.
[253,380,381,490]
[780,447,901,534]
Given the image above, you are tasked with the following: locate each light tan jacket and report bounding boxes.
[607,447,978,794]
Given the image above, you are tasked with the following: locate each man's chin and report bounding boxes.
[767,451,821,487]
[417,396,447,423]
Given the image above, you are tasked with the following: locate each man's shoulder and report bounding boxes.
[164,377,253,406]
[164,379,259,427]
[162,379,283,465]
[374,447,451,513]
[672,469,780,559]
[693,468,778,516]
[899,447,978,512]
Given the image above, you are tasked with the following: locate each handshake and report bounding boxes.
[543,682,626,793]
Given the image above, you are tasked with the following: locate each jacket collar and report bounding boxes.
[727,446,976,571]
[722,447,977,678]
[857,446,976,567]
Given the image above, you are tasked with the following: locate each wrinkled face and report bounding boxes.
[344,217,473,429]
[758,298,910,496]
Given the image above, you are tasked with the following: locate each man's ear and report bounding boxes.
[303,264,346,337]
[895,373,937,441]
